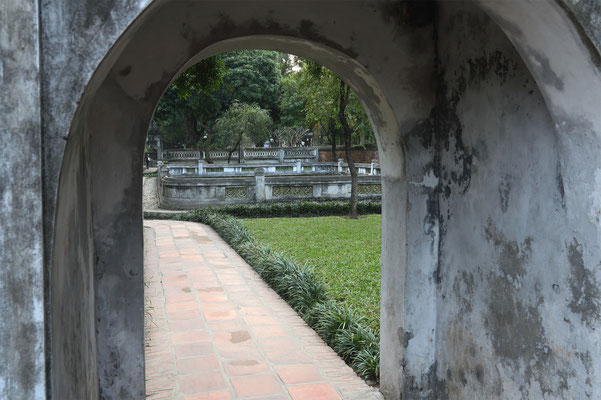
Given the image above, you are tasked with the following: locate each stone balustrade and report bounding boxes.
[157,163,381,209]
[161,159,381,177]
[162,147,319,163]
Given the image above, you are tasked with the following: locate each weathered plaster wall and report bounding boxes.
[0,0,46,398]
[49,104,97,399]
[48,2,435,397]
[422,2,600,398]
[21,0,601,399]
[563,0,601,55]
[39,1,153,398]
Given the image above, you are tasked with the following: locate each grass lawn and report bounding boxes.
[241,215,381,331]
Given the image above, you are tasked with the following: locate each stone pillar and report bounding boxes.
[157,136,162,161]
[255,168,265,202]
[370,160,378,175]
[197,159,204,175]
[279,148,285,163]
[0,1,46,398]
[337,158,344,173]
[296,160,302,173]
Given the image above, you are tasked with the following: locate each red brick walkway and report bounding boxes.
[144,220,382,400]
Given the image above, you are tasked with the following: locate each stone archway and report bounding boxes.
[39,1,601,399]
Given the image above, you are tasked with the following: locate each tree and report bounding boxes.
[272,126,311,147]
[279,73,307,129]
[153,51,297,157]
[297,60,374,218]
[219,50,282,123]
[152,56,226,155]
[214,102,273,162]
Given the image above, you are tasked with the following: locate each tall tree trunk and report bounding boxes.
[227,136,242,164]
[338,80,358,219]
[330,126,337,160]
[185,114,199,148]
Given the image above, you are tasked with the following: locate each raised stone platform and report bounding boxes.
[158,167,382,209]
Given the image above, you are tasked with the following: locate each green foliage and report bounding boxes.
[219,50,282,122]
[152,56,226,148]
[279,73,307,128]
[145,209,380,382]
[214,102,273,151]
[271,126,310,147]
[290,59,375,146]
[143,200,381,220]
[241,215,381,331]
[151,50,375,153]
[151,88,187,148]
[208,200,380,218]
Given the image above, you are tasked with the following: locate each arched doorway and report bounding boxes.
[46,1,601,399]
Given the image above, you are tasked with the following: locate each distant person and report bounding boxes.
[146,154,151,169]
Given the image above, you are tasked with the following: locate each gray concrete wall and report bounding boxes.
[49,103,98,399]
[39,1,152,397]
[429,2,598,398]
[0,0,46,398]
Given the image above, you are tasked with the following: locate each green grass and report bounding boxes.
[241,215,381,331]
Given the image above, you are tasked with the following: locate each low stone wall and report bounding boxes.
[163,160,381,176]
[318,149,379,163]
[163,147,319,164]
[157,170,382,209]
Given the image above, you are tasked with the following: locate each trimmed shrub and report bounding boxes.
[162,209,380,382]
[144,200,380,220]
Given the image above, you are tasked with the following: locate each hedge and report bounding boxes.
[144,200,380,220]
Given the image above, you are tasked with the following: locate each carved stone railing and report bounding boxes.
[243,148,280,159]
[207,150,239,160]
[157,167,382,209]
[159,160,380,177]
[163,149,201,159]
[283,148,317,159]
[163,147,319,163]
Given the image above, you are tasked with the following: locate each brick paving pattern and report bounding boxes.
[144,220,382,400]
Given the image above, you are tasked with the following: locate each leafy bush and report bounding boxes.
[144,200,380,220]
[209,200,379,218]
[157,209,380,382]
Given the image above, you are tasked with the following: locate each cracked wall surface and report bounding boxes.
[0,0,45,398]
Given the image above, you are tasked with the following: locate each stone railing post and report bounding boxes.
[338,158,344,173]
[197,160,204,175]
[296,160,302,173]
[255,168,265,202]
[279,148,285,163]
[157,136,163,161]
[314,147,319,161]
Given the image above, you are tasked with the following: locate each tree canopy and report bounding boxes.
[150,50,375,153]
[213,102,273,161]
